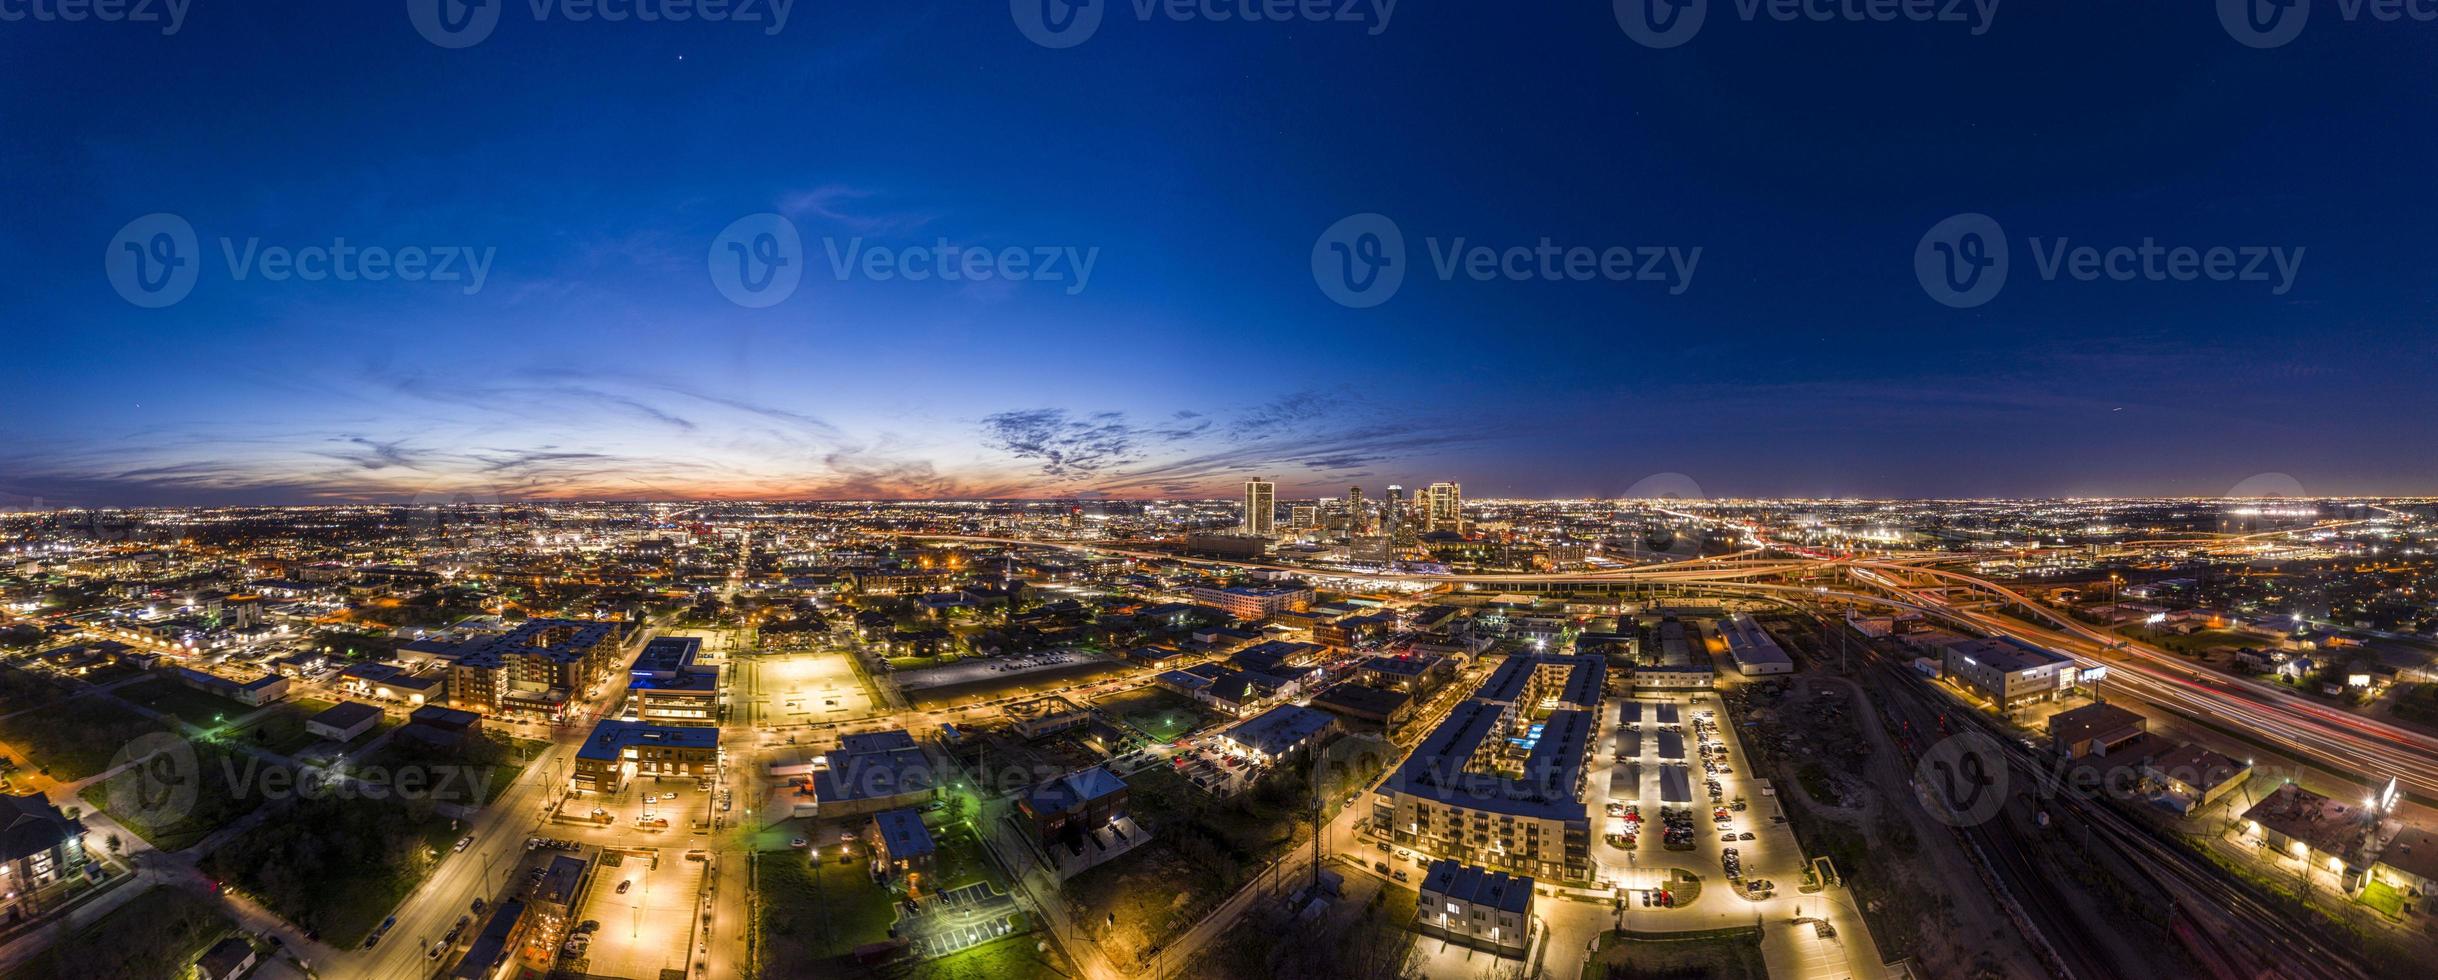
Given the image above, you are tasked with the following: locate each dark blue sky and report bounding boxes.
[4,1,2435,505]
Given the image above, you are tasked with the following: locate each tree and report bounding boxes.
[105,833,121,854]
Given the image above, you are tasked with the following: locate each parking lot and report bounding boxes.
[573,850,707,980]
[1590,692,1802,906]
[740,651,873,726]
[559,777,716,837]
[1158,734,1255,795]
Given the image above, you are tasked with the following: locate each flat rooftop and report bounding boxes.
[575,719,719,762]
[1221,704,1336,756]
[1947,636,2075,673]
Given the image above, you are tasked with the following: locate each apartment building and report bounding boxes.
[1417,859,1532,956]
[449,618,627,716]
[1372,655,1605,883]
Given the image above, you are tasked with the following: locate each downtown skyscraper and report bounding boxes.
[1243,477,1276,537]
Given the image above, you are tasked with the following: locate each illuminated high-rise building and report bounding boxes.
[1289,505,1318,531]
[1426,482,1464,533]
[1345,486,1366,535]
[1243,477,1276,537]
[1384,485,1405,543]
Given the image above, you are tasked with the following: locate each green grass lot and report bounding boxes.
[0,691,164,780]
[8,883,242,980]
[358,732,543,807]
[2361,878,2407,919]
[882,932,1074,980]
[200,794,461,948]
[1583,925,1767,980]
[927,825,1002,892]
[1091,687,1213,744]
[759,849,899,975]
[117,677,253,730]
[222,698,339,756]
[82,741,278,852]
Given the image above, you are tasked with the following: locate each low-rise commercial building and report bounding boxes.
[813,730,938,817]
[1942,637,2079,708]
[2139,742,2252,814]
[2047,702,2146,759]
[1310,683,1414,731]
[1217,704,1337,764]
[305,700,383,742]
[867,808,937,886]
[1006,695,1090,740]
[1017,766,1130,847]
[571,720,721,795]
[2241,782,2393,896]
[1721,614,1794,675]
[168,666,289,707]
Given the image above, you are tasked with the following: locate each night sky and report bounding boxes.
[5,1,2436,506]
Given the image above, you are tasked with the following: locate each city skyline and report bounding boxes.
[9,4,2438,505]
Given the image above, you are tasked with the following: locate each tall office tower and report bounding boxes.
[1426,482,1464,532]
[1345,486,1366,535]
[1290,505,1318,531]
[1243,477,1277,537]
[1383,485,1405,543]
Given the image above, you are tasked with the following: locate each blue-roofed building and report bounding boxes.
[571,720,720,795]
[1018,766,1130,847]
[814,729,938,817]
[866,808,937,884]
